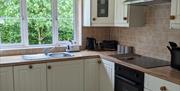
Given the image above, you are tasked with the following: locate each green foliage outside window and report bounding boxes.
[0,0,21,44]
[0,0,74,45]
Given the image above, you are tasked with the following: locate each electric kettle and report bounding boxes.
[86,37,97,50]
[167,42,180,70]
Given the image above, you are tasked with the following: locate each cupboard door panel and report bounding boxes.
[0,67,14,91]
[91,0,114,26]
[170,0,180,29]
[14,64,47,91]
[100,59,115,91]
[145,74,180,91]
[84,58,100,91]
[47,60,83,91]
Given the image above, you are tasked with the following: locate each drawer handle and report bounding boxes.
[160,86,167,91]
[170,15,175,20]
[123,17,127,20]
[47,65,52,69]
[29,65,33,69]
[92,17,96,21]
[98,60,102,64]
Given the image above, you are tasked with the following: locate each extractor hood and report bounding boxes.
[124,0,171,5]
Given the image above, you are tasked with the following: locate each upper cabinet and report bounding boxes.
[83,0,115,26]
[170,0,180,29]
[83,0,145,27]
[114,0,145,27]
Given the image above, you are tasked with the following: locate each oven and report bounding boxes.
[115,63,144,91]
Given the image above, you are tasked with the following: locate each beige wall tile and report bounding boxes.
[110,3,180,61]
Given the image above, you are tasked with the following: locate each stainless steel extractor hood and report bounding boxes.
[124,0,171,5]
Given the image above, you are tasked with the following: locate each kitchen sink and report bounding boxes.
[22,54,50,60]
[22,52,73,60]
[47,52,73,58]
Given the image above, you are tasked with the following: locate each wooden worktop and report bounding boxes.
[0,51,180,85]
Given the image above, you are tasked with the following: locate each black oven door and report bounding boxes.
[115,75,143,91]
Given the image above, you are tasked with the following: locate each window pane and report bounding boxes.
[0,0,21,44]
[58,0,74,41]
[27,0,52,45]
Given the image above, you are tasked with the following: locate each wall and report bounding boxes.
[110,3,180,61]
[0,27,110,56]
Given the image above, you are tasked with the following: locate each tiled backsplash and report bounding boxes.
[110,3,180,61]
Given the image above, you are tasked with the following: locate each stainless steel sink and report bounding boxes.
[48,52,73,58]
[22,54,50,60]
[22,52,73,60]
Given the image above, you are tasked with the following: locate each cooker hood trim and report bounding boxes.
[124,0,171,5]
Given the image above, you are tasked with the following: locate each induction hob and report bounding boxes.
[111,54,170,69]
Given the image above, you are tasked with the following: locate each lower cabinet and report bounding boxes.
[0,67,14,91]
[100,59,115,91]
[14,64,47,91]
[1,58,115,91]
[47,60,84,91]
[144,88,152,91]
[144,74,180,91]
[84,58,100,91]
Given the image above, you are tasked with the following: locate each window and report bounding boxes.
[0,0,21,45]
[58,0,74,41]
[0,0,81,48]
[27,0,52,45]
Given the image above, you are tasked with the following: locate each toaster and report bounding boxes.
[101,40,118,51]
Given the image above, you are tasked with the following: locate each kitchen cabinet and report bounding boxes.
[144,88,152,91]
[100,59,115,91]
[114,0,145,27]
[83,0,115,26]
[84,58,101,91]
[170,0,180,29]
[0,67,14,91]
[144,74,180,91]
[47,60,84,91]
[14,64,47,91]
[83,0,145,27]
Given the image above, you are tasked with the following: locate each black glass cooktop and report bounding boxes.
[111,54,170,69]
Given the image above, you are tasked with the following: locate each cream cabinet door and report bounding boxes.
[0,67,14,91]
[114,0,128,27]
[144,88,152,91]
[84,58,100,91]
[100,59,115,91]
[47,60,83,91]
[145,74,180,91]
[170,0,180,29]
[114,0,145,27]
[14,64,47,91]
[91,0,114,26]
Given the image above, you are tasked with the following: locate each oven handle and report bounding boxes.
[115,75,137,86]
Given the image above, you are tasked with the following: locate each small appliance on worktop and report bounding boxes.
[167,42,180,70]
[111,54,170,69]
[86,37,118,51]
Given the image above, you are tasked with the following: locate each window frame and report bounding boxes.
[0,0,82,49]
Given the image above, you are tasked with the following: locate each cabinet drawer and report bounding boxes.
[145,74,180,91]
